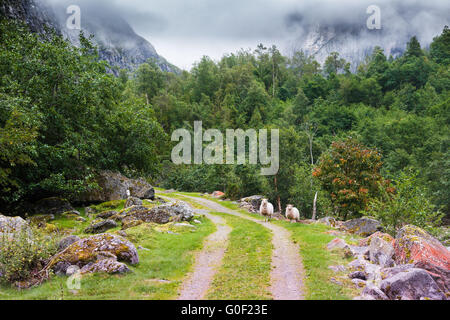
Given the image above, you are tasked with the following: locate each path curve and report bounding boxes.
[170,202,232,300]
[181,195,305,300]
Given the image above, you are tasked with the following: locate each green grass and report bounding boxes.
[206,212,272,300]
[0,204,216,300]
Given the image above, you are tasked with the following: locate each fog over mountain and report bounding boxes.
[41,0,450,70]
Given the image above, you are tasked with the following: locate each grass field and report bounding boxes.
[0,201,215,300]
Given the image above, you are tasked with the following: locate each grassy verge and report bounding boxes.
[273,220,358,300]
[0,203,215,300]
[206,212,272,300]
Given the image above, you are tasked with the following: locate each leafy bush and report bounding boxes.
[313,137,391,220]
[363,170,444,236]
[0,227,59,285]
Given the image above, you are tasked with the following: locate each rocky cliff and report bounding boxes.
[0,0,177,74]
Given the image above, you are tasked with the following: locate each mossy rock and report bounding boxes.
[48,234,139,274]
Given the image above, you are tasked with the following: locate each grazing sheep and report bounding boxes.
[285,204,300,222]
[259,199,274,222]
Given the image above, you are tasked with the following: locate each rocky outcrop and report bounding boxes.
[342,217,382,236]
[77,171,155,203]
[346,226,449,300]
[118,201,194,226]
[238,195,264,213]
[49,234,138,275]
[33,197,74,216]
[394,225,450,270]
[380,268,446,300]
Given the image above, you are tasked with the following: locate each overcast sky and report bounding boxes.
[45,0,450,70]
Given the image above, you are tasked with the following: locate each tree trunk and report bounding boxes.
[274,175,282,213]
[312,191,318,220]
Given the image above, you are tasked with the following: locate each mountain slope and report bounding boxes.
[1,0,177,74]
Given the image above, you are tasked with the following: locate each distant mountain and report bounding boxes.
[298,23,407,70]
[1,0,178,74]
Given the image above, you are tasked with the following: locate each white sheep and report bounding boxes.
[285,204,300,223]
[259,199,274,222]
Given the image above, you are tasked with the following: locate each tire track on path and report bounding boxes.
[180,195,305,300]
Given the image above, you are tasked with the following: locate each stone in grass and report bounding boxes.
[81,259,130,274]
[97,210,118,219]
[49,234,138,275]
[85,219,118,234]
[326,238,349,251]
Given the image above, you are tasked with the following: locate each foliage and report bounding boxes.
[0,227,59,285]
[313,138,391,220]
[363,170,444,236]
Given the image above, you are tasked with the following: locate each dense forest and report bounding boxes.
[1,20,449,229]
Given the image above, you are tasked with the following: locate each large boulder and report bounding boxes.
[414,261,450,294]
[394,225,450,270]
[238,195,264,213]
[342,217,382,236]
[369,236,395,267]
[84,219,118,234]
[0,214,29,236]
[380,268,446,300]
[49,234,139,275]
[33,197,74,216]
[77,171,155,202]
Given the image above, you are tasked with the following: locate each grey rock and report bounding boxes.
[97,210,118,219]
[362,284,389,300]
[84,219,118,234]
[58,235,81,252]
[125,197,143,209]
[77,171,155,202]
[317,217,337,227]
[80,259,130,274]
[349,271,367,280]
[33,197,74,216]
[238,195,264,213]
[380,264,415,280]
[380,268,446,300]
[352,278,367,288]
[369,236,395,267]
[342,217,382,236]
[326,238,350,251]
[0,214,29,236]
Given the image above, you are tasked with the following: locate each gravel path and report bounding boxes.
[166,202,232,300]
[181,195,305,300]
